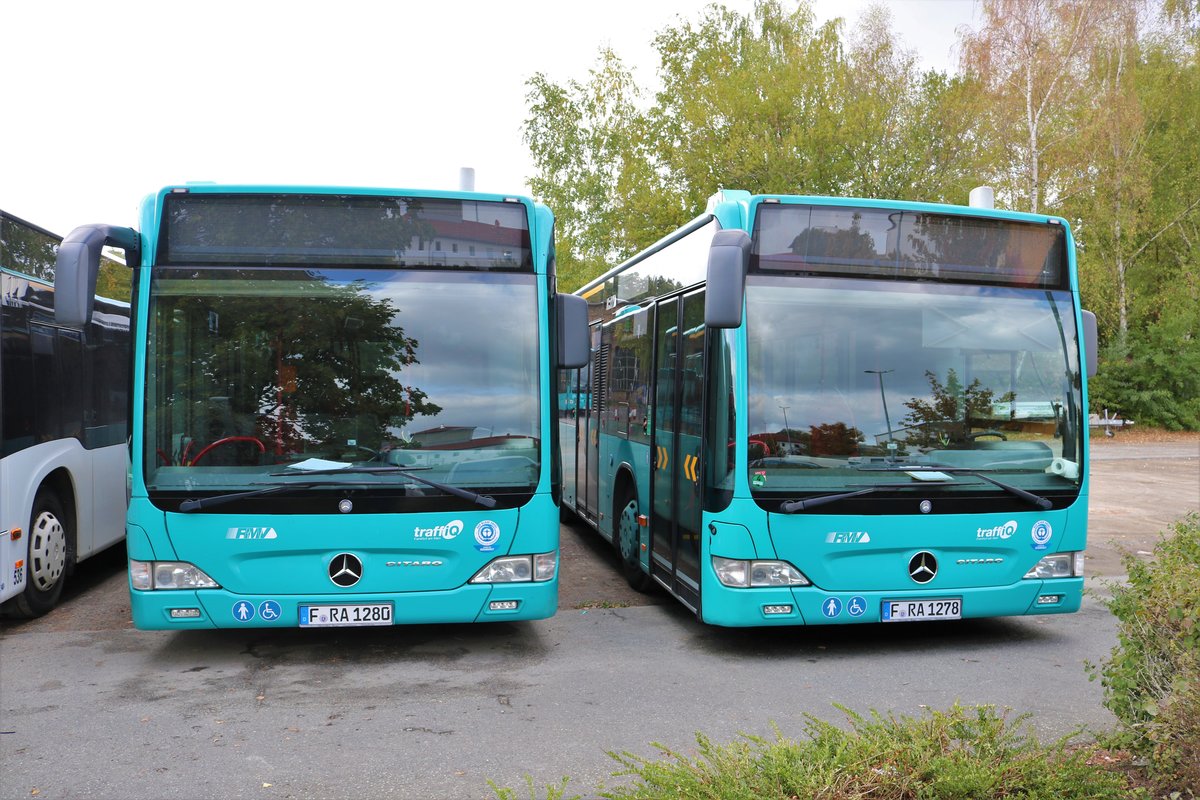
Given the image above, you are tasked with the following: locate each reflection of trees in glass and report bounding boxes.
[902,214,1058,283]
[168,197,438,261]
[900,368,1000,447]
[2,215,143,302]
[1,215,58,281]
[903,214,977,275]
[808,422,864,456]
[789,215,878,263]
[646,276,683,297]
[904,214,1014,278]
[176,276,440,456]
[95,255,131,301]
[607,274,683,312]
[755,423,865,457]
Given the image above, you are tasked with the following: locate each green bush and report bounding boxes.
[599,704,1131,800]
[1089,318,1200,431]
[1094,513,1200,789]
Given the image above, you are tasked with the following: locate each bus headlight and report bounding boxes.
[1023,552,1085,579]
[533,551,557,582]
[130,560,220,590]
[471,552,557,584]
[713,556,810,588]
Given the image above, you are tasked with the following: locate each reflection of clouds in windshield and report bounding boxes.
[400,391,537,436]
[364,272,539,438]
[747,281,1077,440]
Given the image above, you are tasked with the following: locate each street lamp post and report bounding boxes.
[864,369,894,443]
[778,404,792,453]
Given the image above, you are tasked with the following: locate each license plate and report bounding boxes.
[881,598,962,622]
[299,603,393,627]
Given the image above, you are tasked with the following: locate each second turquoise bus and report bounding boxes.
[561,189,1098,627]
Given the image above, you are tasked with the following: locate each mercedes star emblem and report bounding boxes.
[908,551,938,584]
[328,553,363,587]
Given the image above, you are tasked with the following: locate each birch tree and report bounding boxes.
[960,0,1121,213]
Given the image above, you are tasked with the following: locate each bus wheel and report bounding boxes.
[616,492,654,593]
[11,490,71,617]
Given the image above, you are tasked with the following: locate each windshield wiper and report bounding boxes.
[270,465,497,509]
[856,465,1053,510]
[779,488,880,513]
[178,481,330,512]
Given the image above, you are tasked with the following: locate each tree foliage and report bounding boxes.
[524,0,983,292]
[523,0,1200,429]
[170,278,439,459]
[900,369,1001,448]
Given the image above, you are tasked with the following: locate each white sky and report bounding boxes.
[1,0,978,237]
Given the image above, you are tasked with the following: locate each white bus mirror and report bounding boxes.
[1081,309,1098,378]
[54,225,138,327]
[705,229,751,329]
[557,293,589,369]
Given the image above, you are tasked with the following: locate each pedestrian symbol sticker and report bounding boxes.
[233,601,256,622]
[258,600,281,621]
[821,597,842,618]
[847,596,867,617]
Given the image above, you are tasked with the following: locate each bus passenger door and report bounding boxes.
[581,328,601,521]
[558,365,579,512]
[650,291,704,610]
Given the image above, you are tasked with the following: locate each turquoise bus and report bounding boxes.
[54,185,587,629]
[560,189,1098,626]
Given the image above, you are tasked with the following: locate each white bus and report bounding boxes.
[1,210,130,617]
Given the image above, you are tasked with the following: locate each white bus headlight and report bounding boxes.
[472,552,556,584]
[1024,552,1085,579]
[713,556,810,588]
[472,555,532,584]
[130,560,219,590]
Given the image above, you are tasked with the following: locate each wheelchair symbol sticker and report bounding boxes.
[258,600,281,621]
[847,596,867,617]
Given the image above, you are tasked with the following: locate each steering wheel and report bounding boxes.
[187,436,267,466]
[967,430,1008,441]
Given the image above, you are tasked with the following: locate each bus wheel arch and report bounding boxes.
[8,473,76,617]
[613,470,654,593]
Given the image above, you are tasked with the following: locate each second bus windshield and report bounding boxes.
[745,275,1083,496]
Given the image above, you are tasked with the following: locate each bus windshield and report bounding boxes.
[745,275,1083,499]
[145,267,541,505]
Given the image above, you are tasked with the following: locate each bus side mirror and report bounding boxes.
[557,293,589,369]
[54,224,139,327]
[1081,309,1098,378]
[705,229,751,329]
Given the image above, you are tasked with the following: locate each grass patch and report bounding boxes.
[604,705,1132,800]
[494,704,1139,800]
[573,600,633,610]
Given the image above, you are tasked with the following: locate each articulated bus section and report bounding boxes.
[561,190,1096,627]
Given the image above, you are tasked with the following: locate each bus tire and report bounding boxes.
[615,491,654,593]
[10,489,71,618]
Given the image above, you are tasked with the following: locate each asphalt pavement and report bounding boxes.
[1,595,1117,800]
[1,435,1195,799]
